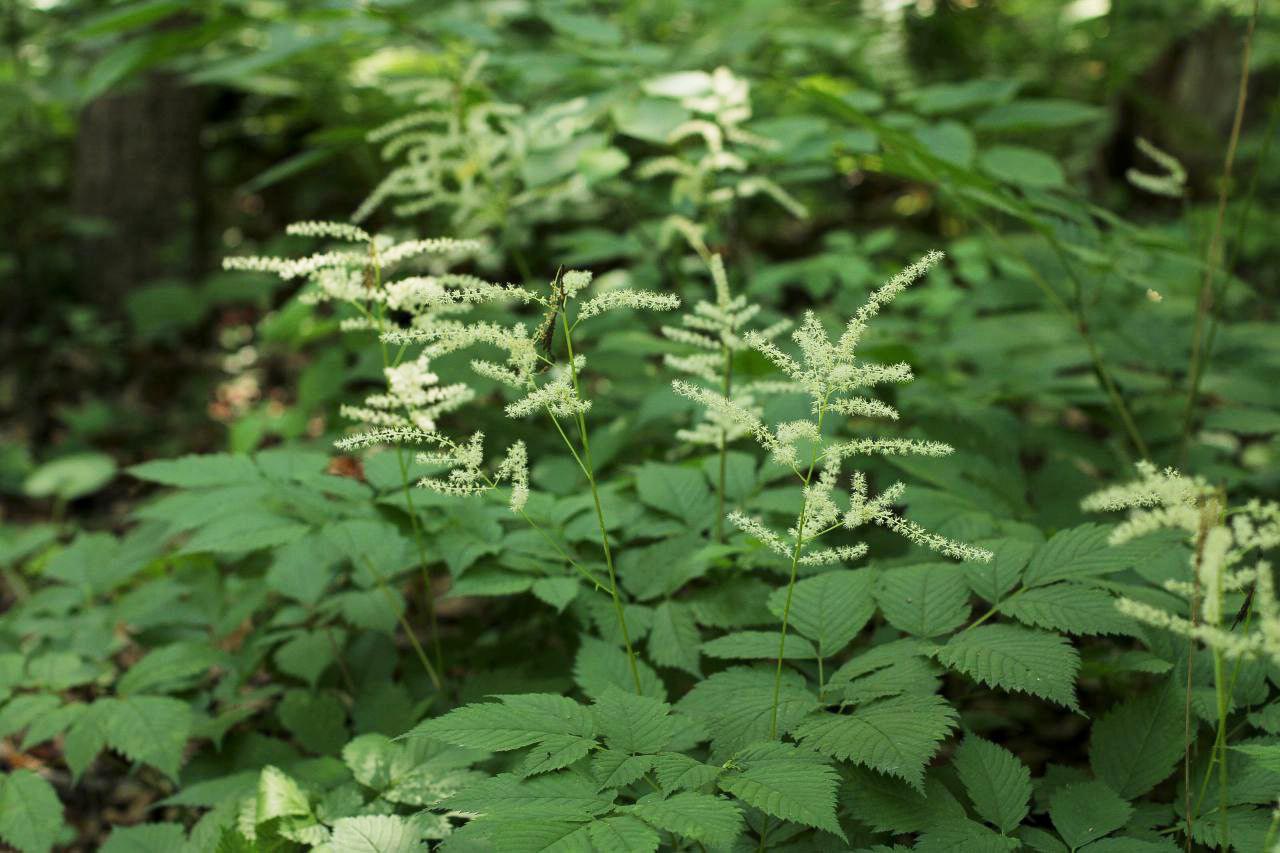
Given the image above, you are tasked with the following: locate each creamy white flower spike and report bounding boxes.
[702,252,990,566]
[1086,462,1280,665]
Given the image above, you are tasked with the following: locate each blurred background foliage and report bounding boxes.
[1,0,1276,527]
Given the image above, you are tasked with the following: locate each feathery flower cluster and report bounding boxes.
[353,59,528,231]
[662,254,797,449]
[1125,137,1187,199]
[341,353,474,435]
[636,67,807,228]
[1085,462,1280,664]
[700,251,990,566]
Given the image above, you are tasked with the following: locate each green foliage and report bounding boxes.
[4,0,1278,849]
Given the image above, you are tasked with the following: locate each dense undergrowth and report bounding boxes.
[2,1,1280,851]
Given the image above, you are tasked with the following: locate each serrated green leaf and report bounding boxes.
[588,815,660,852]
[718,741,845,839]
[1023,524,1130,588]
[651,752,721,793]
[445,771,614,818]
[952,733,1031,833]
[593,688,675,754]
[573,636,666,701]
[101,822,187,853]
[117,641,224,696]
[677,667,818,757]
[129,453,261,488]
[964,538,1036,603]
[532,577,581,612]
[329,815,420,853]
[257,765,312,823]
[1049,780,1132,848]
[99,695,192,781]
[647,601,701,676]
[592,750,656,789]
[1002,583,1135,636]
[1089,677,1188,798]
[406,693,593,752]
[793,694,958,792]
[626,792,743,847]
[701,630,816,660]
[519,734,597,777]
[634,463,716,531]
[767,569,875,657]
[933,625,1080,710]
[0,770,64,853]
[876,564,971,638]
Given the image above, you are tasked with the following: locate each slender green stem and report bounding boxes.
[716,342,733,542]
[360,555,443,690]
[1180,0,1262,459]
[559,307,642,694]
[768,399,828,739]
[1212,646,1231,847]
[364,242,447,680]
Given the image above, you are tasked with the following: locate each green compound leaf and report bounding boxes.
[792,694,958,792]
[933,625,1080,711]
[717,741,845,840]
[625,791,744,847]
[767,568,875,657]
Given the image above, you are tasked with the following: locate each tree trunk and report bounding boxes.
[71,72,205,308]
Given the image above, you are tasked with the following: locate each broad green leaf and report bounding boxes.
[964,538,1035,603]
[1049,780,1132,849]
[518,733,596,777]
[652,752,721,793]
[588,815,661,852]
[574,636,666,701]
[979,146,1066,189]
[257,765,311,822]
[129,453,260,488]
[677,667,817,758]
[1001,583,1135,636]
[274,629,341,688]
[101,823,186,853]
[793,694,958,791]
[701,630,816,660]
[23,453,117,501]
[117,641,224,696]
[593,751,656,789]
[876,563,971,638]
[718,742,845,839]
[975,99,1105,131]
[625,792,743,847]
[329,815,419,853]
[1022,524,1128,588]
[767,569,875,657]
[952,734,1032,833]
[1090,678,1188,798]
[407,693,594,752]
[648,601,702,676]
[101,695,193,781]
[593,688,675,755]
[277,690,347,756]
[532,577,580,612]
[0,770,63,853]
[1232,743,1280,773]
[933,625,1080,711]
[444,771,613,819]
[634,463,716,531]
